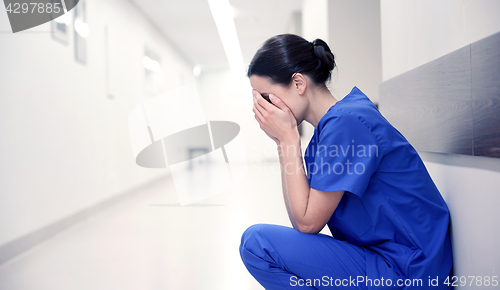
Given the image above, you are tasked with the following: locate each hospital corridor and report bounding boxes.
[1,1,500,289]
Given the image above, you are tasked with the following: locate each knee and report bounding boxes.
[241,223,266,239]
[239,224,266,251]
[240,223,276,245]
[239,224,273,265]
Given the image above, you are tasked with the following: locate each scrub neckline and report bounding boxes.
[318,86,359,128]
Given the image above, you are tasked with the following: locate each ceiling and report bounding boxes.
[130,0,303,71]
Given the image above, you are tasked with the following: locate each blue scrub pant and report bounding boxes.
[239,224,368,289]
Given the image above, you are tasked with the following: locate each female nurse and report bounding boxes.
[239,34,453,289]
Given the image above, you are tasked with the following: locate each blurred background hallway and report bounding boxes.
[1,0,500,289]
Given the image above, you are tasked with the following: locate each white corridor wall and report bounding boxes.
[0,0,194,248]
[380,0,500,283]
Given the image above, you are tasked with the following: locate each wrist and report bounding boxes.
[279,139,300,148]
[277,138,301,158]
[279,131,301,147]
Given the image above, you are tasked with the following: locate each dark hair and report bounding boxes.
[247,34,336,87]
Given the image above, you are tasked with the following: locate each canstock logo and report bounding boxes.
[128,84,248,205]
[3,0,79,33]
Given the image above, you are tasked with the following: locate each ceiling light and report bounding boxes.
[207,0,245,75]
[193,65,202,76]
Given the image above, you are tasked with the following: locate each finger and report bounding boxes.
[254,113,261,124]
[252,89,259,103]
[252,89,265,107]
[253,89,275,112]
[254,103,267,120]
[252,90,266,114]
[253,100,266,118]
[253,105,264,123]
[269,94,289,112]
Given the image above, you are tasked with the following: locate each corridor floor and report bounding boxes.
[0,160,294,290]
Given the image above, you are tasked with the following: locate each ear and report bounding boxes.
[291,73,307,95]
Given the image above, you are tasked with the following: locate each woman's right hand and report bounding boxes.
[264,131,280,144]
[252,90,299,146]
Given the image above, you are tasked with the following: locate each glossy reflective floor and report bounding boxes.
[0,160,295,290]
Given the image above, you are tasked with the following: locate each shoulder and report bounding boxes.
[318,87,388,153]
[318,87,376,136]
[317,109,368,138]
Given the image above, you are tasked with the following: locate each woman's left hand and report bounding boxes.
[252,89,299,145]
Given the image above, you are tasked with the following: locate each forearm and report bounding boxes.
[277,139,311,231]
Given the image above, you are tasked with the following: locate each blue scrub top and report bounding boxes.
[304,87,453,288]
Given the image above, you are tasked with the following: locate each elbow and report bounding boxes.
[295,222,322,235]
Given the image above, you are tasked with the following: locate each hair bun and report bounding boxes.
[312,39,335,71]
[247,34,335,86]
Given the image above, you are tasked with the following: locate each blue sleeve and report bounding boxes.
[307,112,382,198]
